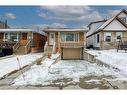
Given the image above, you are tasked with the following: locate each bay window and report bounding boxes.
[61,32,79,42]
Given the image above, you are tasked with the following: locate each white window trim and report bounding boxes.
[4,32,19,42]
[61,32,79,43]
[104,32,112,42]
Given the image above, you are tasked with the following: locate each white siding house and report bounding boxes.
[86,10,127,50]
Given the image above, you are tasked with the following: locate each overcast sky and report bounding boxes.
[0,6,126,29]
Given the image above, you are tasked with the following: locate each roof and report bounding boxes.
[0,29,34,32]
[87,19,107,27]
[87,9,127,37]
[97,16,115,30]
[86,21,106,36]
[43,28,87,32]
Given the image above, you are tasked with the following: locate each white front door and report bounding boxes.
[49,33,55,45]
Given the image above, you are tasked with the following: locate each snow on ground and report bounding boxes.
[41,58,55,67]
[50,53,60,60]
[86,49,127,77]
[13,60,124,86]
[0,53,42,78]
[41,53,60,67]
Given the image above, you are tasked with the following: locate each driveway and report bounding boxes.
[8,60,127,89]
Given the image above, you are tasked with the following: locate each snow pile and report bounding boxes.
[13,60,123,86]
[0,53,42,78]
[86,49,127,77]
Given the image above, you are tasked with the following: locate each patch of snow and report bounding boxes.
[85,79,101,84]
[50,53,60,60]
[86,49,127,77]
[0,53,42,78]
[41,53,60,67]
[41,58,55,67]
[13,60,124,86]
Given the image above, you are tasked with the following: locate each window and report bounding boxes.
[61,33,66,42]
[51,34,54,39]
[104,32,112,42]
[97,34,99,43]
[4,33,19,41]
[61,32,79,42]
[116,32,123,41]
[120,17,126,23]
[66,33,74,41]
[10,33,17,41]
[5,33,8,40]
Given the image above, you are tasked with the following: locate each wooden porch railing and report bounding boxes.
[13,40,21,52]
[25,40,32,54]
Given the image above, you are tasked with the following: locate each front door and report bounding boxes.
[22,33,27,40]
[49,33,55,45]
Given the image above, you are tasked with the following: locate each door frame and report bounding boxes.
[49,32,55,45]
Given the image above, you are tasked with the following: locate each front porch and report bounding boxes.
[0,29,34,55]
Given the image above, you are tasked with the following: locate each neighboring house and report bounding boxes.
[0,29,46,54]
[87,9,127,50]
[43,28,87,60]
[0,20,9,29]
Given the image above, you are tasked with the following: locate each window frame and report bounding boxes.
[104,32,112,42]
[61,32,79,43]
[4,32,19,42]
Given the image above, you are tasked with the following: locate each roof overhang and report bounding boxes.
[0,29,34,33]
[43,28,87,33]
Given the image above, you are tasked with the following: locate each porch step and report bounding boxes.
[14,46,26,55]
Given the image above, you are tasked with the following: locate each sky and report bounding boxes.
[0,6,127,29]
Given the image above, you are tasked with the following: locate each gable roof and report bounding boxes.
[87,19,107,28]
[87,9,127,37]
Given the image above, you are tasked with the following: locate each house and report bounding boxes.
[86,9,127,50]
[0,20,9,29]
[43,28,87,60]
[0,28,47,55]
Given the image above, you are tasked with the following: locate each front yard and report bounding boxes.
[1,50,127,89]
[12,59,127,89]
